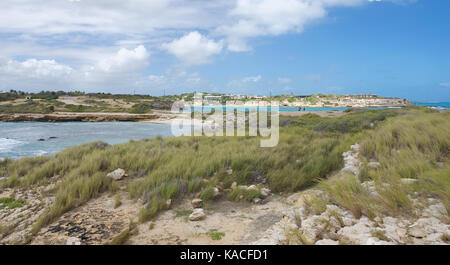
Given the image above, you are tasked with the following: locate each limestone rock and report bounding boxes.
[165,199,172,209]
[253,198,262,204]
[191,198,203,208]
[247,185,258,191]
[189,208,206,221]
[315,239,339,245]
[400,178,418,185]
[260,188,271,198]
[212,187,221,198]
[106,168,128,181]
[230,182,237,189]
[66,237,81,245]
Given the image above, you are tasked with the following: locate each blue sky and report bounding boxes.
[0,0,449,101]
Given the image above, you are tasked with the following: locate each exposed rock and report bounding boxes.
[226,169,233,175]
[401,178,418,185]
[408,225,426,238]
[66,237,81,245]
[165,199,172,209]
[253,198,262,204]
[191,198,203,208]
[106,168,128,181]
[435,162,444,169]
[315,239,339,245]
[365,237,393,245]
[212,187,221,198]
[260,188,271,198]
[230,182,237,189]
[350,143,360,150]
[247,185,258,191]
[337,217,374,244]
[189,208,206,221]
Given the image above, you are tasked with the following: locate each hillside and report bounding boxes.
[0,107,448,245]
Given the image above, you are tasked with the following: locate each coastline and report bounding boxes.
[0,112,160,122]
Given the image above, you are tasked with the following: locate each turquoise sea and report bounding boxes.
[414,102,450,110]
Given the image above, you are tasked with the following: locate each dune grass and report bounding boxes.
[319,110,449,219]
[1,107,447,234]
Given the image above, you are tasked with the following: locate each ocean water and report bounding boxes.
[414,102,450,110]
[0,122,173,159]
[189,106,349,112]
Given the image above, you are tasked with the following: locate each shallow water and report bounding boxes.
[0,122,173,159]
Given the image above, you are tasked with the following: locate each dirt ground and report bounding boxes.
[28,190,291,245]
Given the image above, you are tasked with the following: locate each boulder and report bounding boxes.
[191,198,203,208]
[230,182,237,189]
[226,169,233,175]
[189,208,206,221]
[106,168,128,181]
[66,237,81,245]
[247,185,258,191]
[212,187,221,198]
[165,199,172,209]
[260,188,271,198]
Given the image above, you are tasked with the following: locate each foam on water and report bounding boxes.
[0,122,172,159]
[0,138,25,152]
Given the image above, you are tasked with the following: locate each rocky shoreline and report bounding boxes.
[0,112,159,122]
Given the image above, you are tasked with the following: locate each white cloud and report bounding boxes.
[218,0,365,51]
[0,0,414,93]
[162,32,223,65]
[0,46,153,93]
[93,45,149,73]
[440,82,450,88]
[0,58,73,79]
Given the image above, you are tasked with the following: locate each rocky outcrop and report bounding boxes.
[0,186,55,245]
[252,144,450,245]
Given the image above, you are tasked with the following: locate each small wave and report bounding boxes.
[32,150,49,156]
[0,138,24,152]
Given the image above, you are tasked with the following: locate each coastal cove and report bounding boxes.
[0,122,172,159]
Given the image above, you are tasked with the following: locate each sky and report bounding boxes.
[0,0,449,101]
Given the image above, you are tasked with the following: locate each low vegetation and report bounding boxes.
[318,109,449,219]
[0,107,448,235]
[0,197,27,210]
[205,229,225,240]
